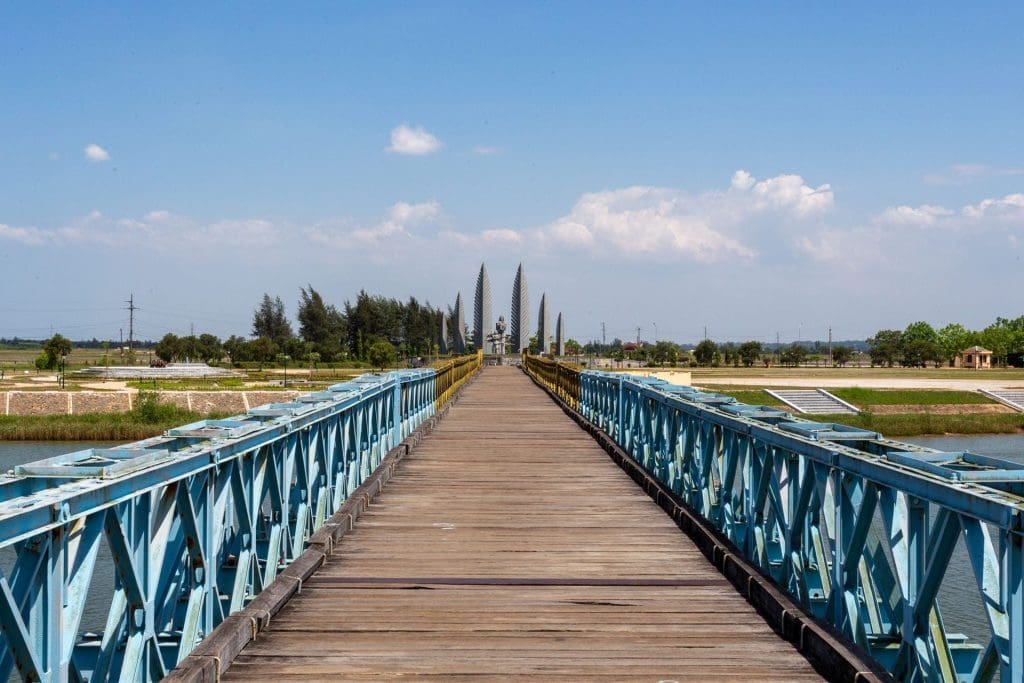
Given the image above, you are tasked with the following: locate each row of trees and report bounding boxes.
[152,288,449,366]
[611,339,855,368]
[867,317,1024,367]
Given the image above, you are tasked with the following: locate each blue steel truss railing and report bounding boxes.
[0,355,480,683]
[524,360,1024,683]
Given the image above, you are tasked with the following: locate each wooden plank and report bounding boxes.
[222,367,822,680]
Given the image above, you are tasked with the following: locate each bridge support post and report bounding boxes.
[1011,531,1024,683]
[393,377,402,445]
[616,375,624,444]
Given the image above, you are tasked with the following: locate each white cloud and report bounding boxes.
[0,223,50,246]
[433,171,833,262]
[7,176,1017,278]
[798,190,1024,269]
[795,227,890,267]
[143,210,173,222]
[875,204,953,227]
[0,210,278,249]
[386,124,442,156]
[962,193,1024,219]
[387,200,440,225]
[731,170,755,190]
[746,173,833,216]
[532,171,832,262]
[481,228,522,243]
[305,201,443,247]
[83,144,110,162]
[924,163,1024,185]
[473,145,500,156]
[545,186,756,262]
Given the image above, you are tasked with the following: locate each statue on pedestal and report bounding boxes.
[487,316,509,356]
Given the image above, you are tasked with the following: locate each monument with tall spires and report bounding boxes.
[473,264,492,352]
[452,293,466,353]
[439,313,448,354]
[510,263,529,353]
[556,312,565,356]
[536,293,550,355]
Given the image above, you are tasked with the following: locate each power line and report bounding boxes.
[125,294,137,355]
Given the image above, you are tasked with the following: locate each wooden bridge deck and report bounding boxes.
[222,366,823,681]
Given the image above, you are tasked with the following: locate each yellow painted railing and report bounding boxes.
[523,354,580,411]
[432,351,484,408]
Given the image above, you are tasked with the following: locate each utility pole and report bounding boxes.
[703,325,708,341]
[828,326,833,368]
[601,322,606,345]
[635,326,641,345]
[125,294,137,355]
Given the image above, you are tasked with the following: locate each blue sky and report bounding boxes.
[2,3,1022,344]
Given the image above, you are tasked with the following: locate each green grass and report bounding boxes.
[713,389,781,405]
[804,412,1024,437]
[711,386,994,407]
[829,387,993,405]
[126,378,251,391]
[707,386,1023,436]
[0,394,227,441]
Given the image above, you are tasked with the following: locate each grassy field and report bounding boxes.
[0,349,369,392]
[803,412,1024,436]
[0,347,112,371]
[709,386,1023,436]
[829,387,993,405]
[712,386,996,406]
[0,394,227,441]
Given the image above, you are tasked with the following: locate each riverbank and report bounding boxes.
[0,395,225,441]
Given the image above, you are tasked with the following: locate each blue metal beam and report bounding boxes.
[0,363,478,682]
[565,369,1024,682]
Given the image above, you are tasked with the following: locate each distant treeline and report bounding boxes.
[866,318,1024,367]
[0,338,156,349]
[154,287,449,365]
[580,338,869,356]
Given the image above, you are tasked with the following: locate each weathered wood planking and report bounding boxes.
[222,366,823,681]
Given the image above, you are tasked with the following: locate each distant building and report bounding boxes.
[957,345,993,369]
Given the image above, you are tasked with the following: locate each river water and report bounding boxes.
[1,435,1023,667]
[0,442,120,634]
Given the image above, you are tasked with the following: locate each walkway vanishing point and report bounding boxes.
[207,367,841,681]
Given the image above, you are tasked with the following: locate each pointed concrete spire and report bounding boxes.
[510,263,530,353]
[439,312,449,354]
[556,312,565,356]
[536,293,550,355]
[452,293,466,353]
[473,263,492,352]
